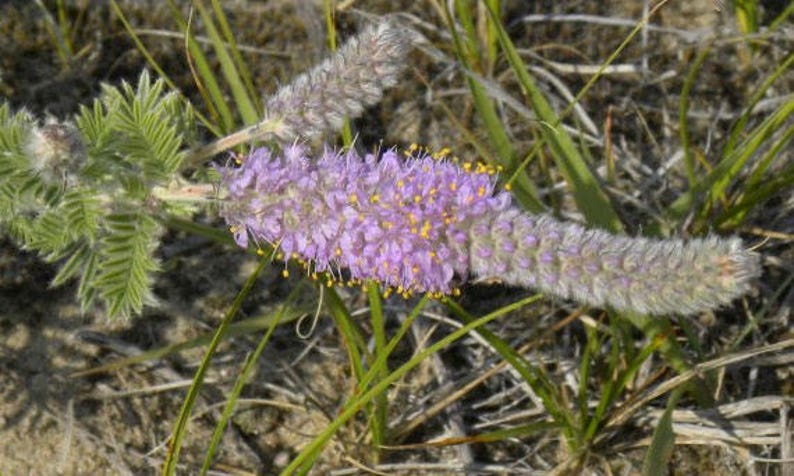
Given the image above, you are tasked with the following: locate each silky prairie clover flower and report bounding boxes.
[219,145,761,315]
[264,20,412,141]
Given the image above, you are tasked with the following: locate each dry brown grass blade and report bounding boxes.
[603,338,794,432]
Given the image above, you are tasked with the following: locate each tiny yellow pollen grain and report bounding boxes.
[256,248,265,256]
[449,182,457,191]
[397,179,404,188]
[414,195,421,203]
[463,162,472,172]
[370,194,380,203]
[282,269,289,278]
[349,194,358,204]
[477,185,485,197]
[504,183,512,191]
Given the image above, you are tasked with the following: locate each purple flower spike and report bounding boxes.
[219,145,761,315]
[220,145,508,296]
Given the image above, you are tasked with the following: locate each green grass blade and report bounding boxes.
[667,97,794,225]
[281,293,543,474]
[162,256,268,475]
[445,298,579,445]
[679,47,712,187]
[642,389,681,476]
[194,0,258,125]
[210,0,260,113]
[164,0,235,133]
[444,2,542,213]
[482,3,622,232]
[199,284,303,475]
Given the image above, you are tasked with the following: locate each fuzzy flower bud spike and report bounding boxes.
[219,145,761,316]
[264,20,412,141]
[188,20,411,163]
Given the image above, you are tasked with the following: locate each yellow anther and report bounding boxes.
[282,269,289,278]
[420,221,431,239]
[414,195,422,203]
[370,194,380,203]
[477,185,486,197]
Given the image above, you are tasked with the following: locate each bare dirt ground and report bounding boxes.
[0,0,791,474]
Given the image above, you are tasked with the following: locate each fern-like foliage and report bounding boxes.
[95,211,161,317]
[0,71,196,318]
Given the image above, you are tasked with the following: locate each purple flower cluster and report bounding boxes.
[220,145,509,296]
[219,145,761,314]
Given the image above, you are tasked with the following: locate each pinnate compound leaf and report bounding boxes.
[95,211,161,318]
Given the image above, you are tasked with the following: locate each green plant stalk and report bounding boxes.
[282,293,542,475]
[324,285,369,382]
[366,281,389,459]
[355,297,429,396]
[162,256,269,476]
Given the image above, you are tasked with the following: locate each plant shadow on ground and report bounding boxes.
[0,0,792,474]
